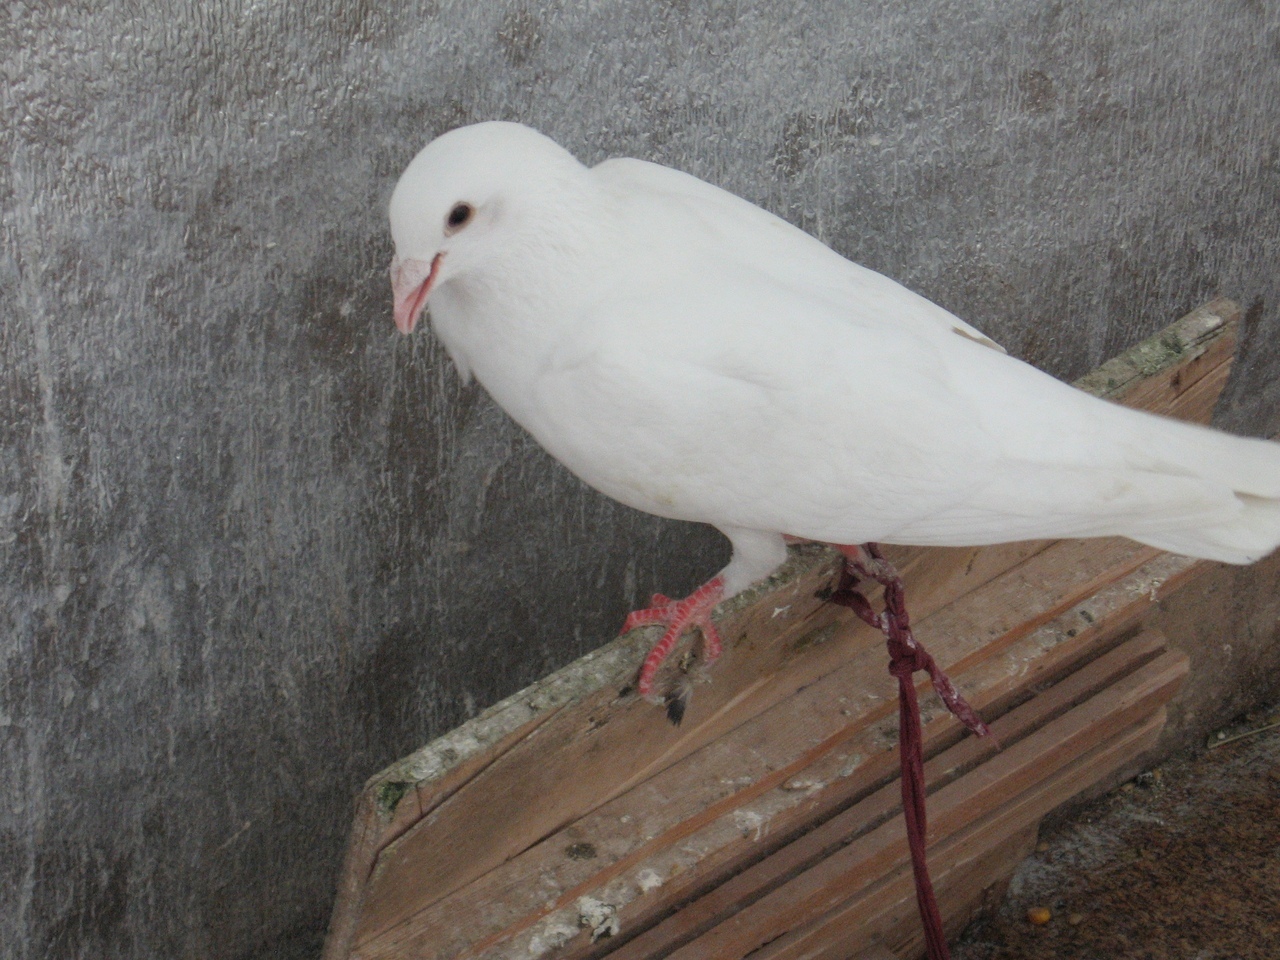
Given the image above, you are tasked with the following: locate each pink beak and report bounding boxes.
[389,253,443,335]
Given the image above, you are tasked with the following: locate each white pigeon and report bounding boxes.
[388,120,1280,699]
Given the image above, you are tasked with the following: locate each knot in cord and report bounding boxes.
[828,545,991,740]
[886,631,932,680]
[822,542,995,960]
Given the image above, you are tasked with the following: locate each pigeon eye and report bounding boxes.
[445,202,474,233]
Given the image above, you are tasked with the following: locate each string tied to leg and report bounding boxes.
[827,543,990,960]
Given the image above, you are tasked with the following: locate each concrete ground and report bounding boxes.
[954,700,1280,960]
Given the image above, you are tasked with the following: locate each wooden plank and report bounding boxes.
[348,439,1223,954]
[321,624,673,960]
[325,299,1239,960]
[904,824,1040,951]
[343,519,1249,960]
[1075,297,1238,407]
[323,699,576,960]
[757,709,1168,960]
[595,630,1170,960]
[355,546,1201,959]
[474,554,1198,960]
[353,533,1127,949]
[352,550,847,947]
[1138,349,1235,426]
[841,821,1041,960]
[594,553,1205,956]
[351,536,1170,959]
[652,654,1186,959]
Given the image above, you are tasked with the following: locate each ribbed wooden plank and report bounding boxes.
[657,654,1187,959]
[353,542,1184,960]
[600,630,1170,960]
[354,536,1157,951]
[757,709,1169,960]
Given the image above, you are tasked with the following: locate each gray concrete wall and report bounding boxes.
[2,1,1278,958]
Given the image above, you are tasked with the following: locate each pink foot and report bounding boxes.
[622,575,725,722]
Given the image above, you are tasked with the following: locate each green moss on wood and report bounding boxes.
[376,780,413,817]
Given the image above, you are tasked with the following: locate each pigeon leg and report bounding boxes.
[624,575,725,721]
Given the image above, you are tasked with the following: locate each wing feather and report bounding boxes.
[591,157,1005,351]
[533,268,1248,550]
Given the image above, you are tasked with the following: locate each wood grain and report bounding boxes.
[596,631,1171,960]
[756,710,1168,960]
[352,540,1188,960]
[653,654,1186,959]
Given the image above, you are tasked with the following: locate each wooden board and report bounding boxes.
[646,652,1186,960]
[323,298,1246,960]
[599,633,1183,960]
[755,710,1169,960]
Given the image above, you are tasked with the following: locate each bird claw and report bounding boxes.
[621,576,726,712]
[620,594,675,632]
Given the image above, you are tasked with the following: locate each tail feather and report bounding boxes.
[1102,408,1280,563]
[1131,494,1280,564]
[1138,415,1280,499]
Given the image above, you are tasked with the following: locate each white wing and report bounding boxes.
[591,157,1007,352]
[529,261,1262,553]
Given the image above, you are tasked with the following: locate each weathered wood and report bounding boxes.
[783,822,1043,960]
[595,630,1171,960]
[649,654,1186,959]
[353,534,1144,949]
[353,550,847,947]
[533,556,1199,960]
[324,299,1242,960]
[1076,298,1239,409]
[351,537,1182,960]
[758,710,1168,960]
[347,548,1212,960]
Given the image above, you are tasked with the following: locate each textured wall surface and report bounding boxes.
[2,1,1278,958]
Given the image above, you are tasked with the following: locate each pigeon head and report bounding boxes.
[387,121,587,335]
